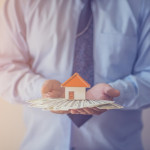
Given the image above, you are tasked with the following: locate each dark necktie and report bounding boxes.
[68,0,94,127]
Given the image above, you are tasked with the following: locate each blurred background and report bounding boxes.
[0,0,150,149]
[0,98,150,150]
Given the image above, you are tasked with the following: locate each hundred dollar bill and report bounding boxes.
[96,103,123,110]
[28,98,121,111]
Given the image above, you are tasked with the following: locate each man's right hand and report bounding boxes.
[41,80,65,98]
[41,80,70,114]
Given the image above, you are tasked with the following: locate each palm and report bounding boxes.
[70,83,117,115]
[86,83,113,100]
[42,80,65,98]
[41,81,120,115]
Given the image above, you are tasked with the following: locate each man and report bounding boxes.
[0,0,150,150]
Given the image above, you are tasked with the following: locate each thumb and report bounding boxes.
[104,86,120,98]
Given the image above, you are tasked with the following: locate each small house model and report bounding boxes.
[61,73,90,100]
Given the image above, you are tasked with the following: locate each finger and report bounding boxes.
[41,80,64,94]
[41,81,53,93]
[71,108,106,115]
[42,92,57,98]
[104,86,120,97]
[42,92,52,98]
[83,108,106,115]
[83,108,98,115]
[48,90,63,98]
[86,90,95,100]
[99,95,113,100]
[71,109,87,114]
[70,109,79,114]
[92,107,107,113]
[50,110,70,114]
[43,89,64,98]
[92,107,103,111]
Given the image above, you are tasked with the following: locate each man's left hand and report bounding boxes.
[70,83,120,115]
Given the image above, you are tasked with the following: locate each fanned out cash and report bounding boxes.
[28,98,123,111]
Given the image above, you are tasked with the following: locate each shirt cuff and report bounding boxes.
[109,79,137,109]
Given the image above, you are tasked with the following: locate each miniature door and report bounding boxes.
[61,73,91,100]
[69,91,74,100]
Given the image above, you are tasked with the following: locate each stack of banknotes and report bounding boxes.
[28,98,123,111]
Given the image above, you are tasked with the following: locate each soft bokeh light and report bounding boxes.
[0,98,25,150]
[0,0,150,150]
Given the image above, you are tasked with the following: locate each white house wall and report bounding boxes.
[65,87,86,100]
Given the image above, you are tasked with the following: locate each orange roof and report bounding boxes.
[61,73,90,88]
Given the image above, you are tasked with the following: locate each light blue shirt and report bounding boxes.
[0,0,150,150]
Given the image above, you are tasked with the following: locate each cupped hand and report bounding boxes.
[41,80,65,98]
[41,80,70,114]
[41,81,120,115]
[70,83,120,115]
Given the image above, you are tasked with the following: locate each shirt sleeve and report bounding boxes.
[109,0,150,110]
[0,0,46,104]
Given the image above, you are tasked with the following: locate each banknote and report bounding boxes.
[28,98,122,111]
[96,103,123,110]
